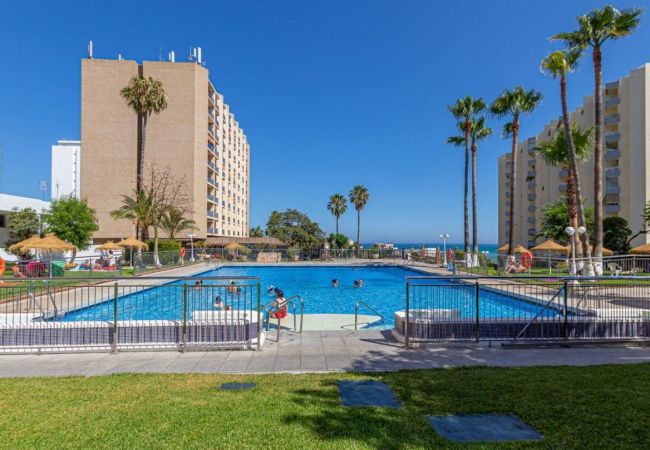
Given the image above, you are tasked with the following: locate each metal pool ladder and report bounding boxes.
[354,300,385,330]
[262,294,304,341]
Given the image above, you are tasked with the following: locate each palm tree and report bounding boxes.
[120,76,168,192]
[349,185,369,248]
[490,87,543,257]
[447,97,486,256]
[160,207,196,241]
[327,193,348,235]
[447,116,492,265]
[110,189,154,243]
[536,125,593,267]
[540,48,594,273]
[552,5,642,264]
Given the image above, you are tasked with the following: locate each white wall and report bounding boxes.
[0,193,50,261]
[51,140,81,199]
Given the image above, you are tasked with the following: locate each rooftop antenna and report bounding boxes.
[168,50,175,62]
[188,46,193,62]
[197,47,202,64]
[88,40,93,59]
[159,46,162,61]
[39,180,47,201]
[118,53,123,60]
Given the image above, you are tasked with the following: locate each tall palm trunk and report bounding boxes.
[471,138,478,266]
[507,117,520,256]
[153,225,161,268]
[335,216,339,235]
[463,120,470,256]
[356,210,360,249]
[560,73,593,275]
[592,45,604,266]
[565,168,583,260]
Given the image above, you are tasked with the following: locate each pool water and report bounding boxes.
[61,265,557,326]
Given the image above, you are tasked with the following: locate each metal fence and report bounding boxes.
[193,247,405,263]
[0,276,262,354]
[401,276,650,346]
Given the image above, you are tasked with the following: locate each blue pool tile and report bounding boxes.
[427,414,542,442]
[337,380,401,408]
[219,382,256,391]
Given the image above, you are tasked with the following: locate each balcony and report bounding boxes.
[604,114,621,126]
[208,142,215,152]
[208,161,216,170]
[527,205,536,212]
[527,229,537,236]
[559,184,567,193]
[606,167,621,177]
[528,193,536,201]
[207,210,216,218]
[527,181,536,189]
[605,80,620,90]
[527,171,536,178]
[208,194,216,202]
[527,159,535,167]
[605,203,620,214]
[559,168,568,178]
[505,181,511,188]
[505,192,511,198]
[505,161,513,168]
[604,149,621,161]
[605,132,620,143]
[605,97,621,109]
[605,185,620,195]
[207,227,217,234]
[527,216,536,224]
[207,177,216,186]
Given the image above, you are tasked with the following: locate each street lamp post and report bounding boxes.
[482,250,490,274]
[188,233,196,262]
[565,226,586,277]
[440,233,450,267]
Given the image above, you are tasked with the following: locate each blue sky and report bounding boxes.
[0,1,647,244]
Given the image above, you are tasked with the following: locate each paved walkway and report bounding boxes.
[1,330,650,378]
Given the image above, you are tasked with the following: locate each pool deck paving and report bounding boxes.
[1,329,650,378]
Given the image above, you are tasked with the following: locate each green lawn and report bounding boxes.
[0,364,649,448]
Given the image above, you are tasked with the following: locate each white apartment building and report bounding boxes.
[498,63,650,249]
[51,140,81,199]
[0,194,50,261]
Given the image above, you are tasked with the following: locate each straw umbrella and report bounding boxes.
[225,242,250,260]
[562,244,613,256]
[117,237,148,269]
[96,241,123,251]
[8,235,41,254]
[531,240,567,274]
[27,234,77,277]
[630,243,650,254]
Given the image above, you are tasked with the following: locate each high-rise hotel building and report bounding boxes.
[80,53,250,242]
[498,63,650,249]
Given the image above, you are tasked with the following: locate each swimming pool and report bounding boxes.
[60,265,557,326]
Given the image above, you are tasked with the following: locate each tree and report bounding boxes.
[539,199,594,245]
[111,165,191,267]
[553,5,642,261]
[540,48,594,275]
[327,233,350,249]
[490,86,543,256]
[535,125,592,263]
[266,209,325,249]
[120,76,168,193]
[42,196,98,260]
[448,115,492,265]
[327,193,348,235]
[249,226,264,238]
[160,207,196,241]
[349,185,369,248]
[447,97,486,256]
[603,217,632,254]
[4,207,40,255]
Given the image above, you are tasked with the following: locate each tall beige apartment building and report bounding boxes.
[498,63,650,249]
[81,54,250,242]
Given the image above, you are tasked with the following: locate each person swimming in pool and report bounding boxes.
[353,280,360,288]
[332,279,339,288]
[358,279,364,287]
[214,296,224,310]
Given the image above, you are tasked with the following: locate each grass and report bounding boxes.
[0,364,649,448]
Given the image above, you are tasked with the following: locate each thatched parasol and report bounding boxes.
[629,243,650,255]
[29,234,77,252]
[96,241,123,251]
[531,240,567,274]
[117,237,148,269]
[513,245,531,254]
[563,244,614,256]
[497,244,508,254]
[8,235,41,253]
[225,242,250,256]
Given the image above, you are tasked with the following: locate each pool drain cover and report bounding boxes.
[337,380,401,408]
[427,414,542,442]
